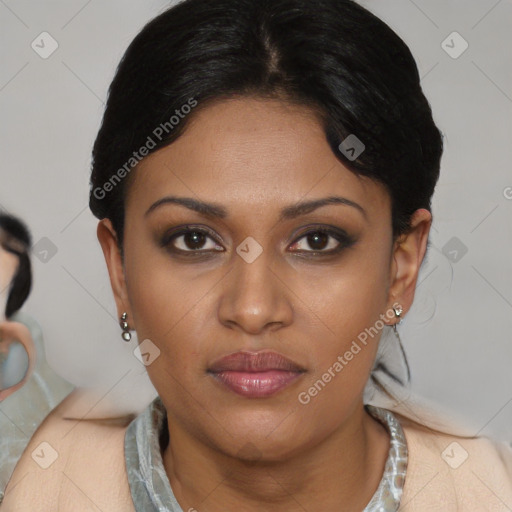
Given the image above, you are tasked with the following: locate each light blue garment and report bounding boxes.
[0,341,29,389]
[125,397,408,511]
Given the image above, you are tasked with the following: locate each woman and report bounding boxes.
[3,0,511,510]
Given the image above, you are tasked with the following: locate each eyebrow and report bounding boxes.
[145,195,367,221]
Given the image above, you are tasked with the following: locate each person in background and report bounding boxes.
[0,213,74,502]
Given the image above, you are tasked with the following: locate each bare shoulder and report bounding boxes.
[1,389,136,512]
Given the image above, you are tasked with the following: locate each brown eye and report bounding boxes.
[180,231,208,250]
[162,227,224,254]
[289,227,356,255]
[304,232,330,251]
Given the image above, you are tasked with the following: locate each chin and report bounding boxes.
[209,408,312,462]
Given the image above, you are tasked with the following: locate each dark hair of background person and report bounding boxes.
[88,0,444,390]
[0,214,32,318]
[89,0,443,249]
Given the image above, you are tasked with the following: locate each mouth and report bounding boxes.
[207,350,306,398]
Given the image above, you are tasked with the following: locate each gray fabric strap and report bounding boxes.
[125,396,182,511]
[363,404,408,511]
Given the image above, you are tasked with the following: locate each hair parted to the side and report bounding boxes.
[0,214,32,318]
[89,0,443,248]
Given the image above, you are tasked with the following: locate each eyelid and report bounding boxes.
[291,224,352,240]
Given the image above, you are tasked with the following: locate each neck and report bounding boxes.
[163,403,390,512]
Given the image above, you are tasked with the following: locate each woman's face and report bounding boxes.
[100,97,429,460]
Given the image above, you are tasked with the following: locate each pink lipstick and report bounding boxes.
[208,351,306,398]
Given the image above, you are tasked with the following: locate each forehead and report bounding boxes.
[126,97,390,221]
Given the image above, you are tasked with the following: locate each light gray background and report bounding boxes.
[1,0,511,440]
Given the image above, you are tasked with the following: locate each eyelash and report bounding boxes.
[160,225,356,258]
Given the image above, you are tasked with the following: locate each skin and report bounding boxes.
[0,242,19,317]
[98,97,431,511]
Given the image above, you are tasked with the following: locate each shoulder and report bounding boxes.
[1,389,137,512]
[397,413,512,511]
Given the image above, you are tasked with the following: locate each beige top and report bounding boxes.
[2,389,512,512]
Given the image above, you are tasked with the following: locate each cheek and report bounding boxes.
[123,221,188,337]
[293,239,392,405]
[126,264,201,353]
[123,239,214,386]
[301,235,391,339]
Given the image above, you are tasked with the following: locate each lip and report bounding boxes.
[207,350,306,398]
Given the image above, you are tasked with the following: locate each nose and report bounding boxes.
[217,246,294,335]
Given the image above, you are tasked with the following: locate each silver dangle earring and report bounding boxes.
[392,304,403,333]
[120,312,131,342]
[390,304,410,384]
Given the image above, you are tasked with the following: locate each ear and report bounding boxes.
[386,208,432,321]
[96,219,131,321]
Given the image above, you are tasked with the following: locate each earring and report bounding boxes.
[120,312,131,342]
[392,304,403,332]
[391,304,410,383]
